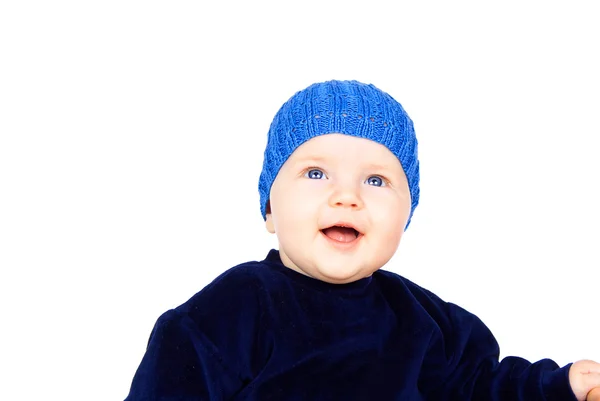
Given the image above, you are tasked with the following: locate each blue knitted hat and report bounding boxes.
[258,80,420,230]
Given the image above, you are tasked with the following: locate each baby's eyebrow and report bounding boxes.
[364,162,394,171]
[294,156,329,165]
[292,156,397,173]
[294,158,394,170]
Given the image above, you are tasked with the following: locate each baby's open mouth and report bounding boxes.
[321,226,361,243]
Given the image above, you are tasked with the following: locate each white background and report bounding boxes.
[1,1,598,400]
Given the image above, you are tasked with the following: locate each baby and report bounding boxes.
[125,80,600,400]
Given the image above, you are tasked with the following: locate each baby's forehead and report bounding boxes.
[287,134,403,169]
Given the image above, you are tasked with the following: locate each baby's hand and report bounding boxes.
[569,360,600,400]
[588,387,600,401]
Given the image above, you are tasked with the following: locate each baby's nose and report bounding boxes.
[329,184,364,209]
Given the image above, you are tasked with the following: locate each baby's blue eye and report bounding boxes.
[305,169,326,179]
[366,176,386,187]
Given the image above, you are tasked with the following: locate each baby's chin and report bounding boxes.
[310,262,377,284]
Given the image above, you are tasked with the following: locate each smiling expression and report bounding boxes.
[265,134,412,284]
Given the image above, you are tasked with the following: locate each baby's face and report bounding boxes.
[265,134,411,284]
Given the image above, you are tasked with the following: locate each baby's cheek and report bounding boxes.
[374,208,405,242]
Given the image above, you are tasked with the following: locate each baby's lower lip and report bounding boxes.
[320,231,363,250]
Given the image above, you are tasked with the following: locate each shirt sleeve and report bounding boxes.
[422,301,578,401]
[124,309,243,401]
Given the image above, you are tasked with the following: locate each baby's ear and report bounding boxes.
[265,201,275,234]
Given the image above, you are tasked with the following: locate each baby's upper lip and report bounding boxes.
[321,221,364,235]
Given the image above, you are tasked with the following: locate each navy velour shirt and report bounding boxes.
[124,250,576,400]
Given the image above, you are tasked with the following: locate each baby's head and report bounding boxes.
[258,80,420,283]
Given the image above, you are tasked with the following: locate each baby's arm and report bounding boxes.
[421,300,584,400]
[124,309,242,401]
[123,267,267,400]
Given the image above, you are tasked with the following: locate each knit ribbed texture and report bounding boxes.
[258,80,420,230]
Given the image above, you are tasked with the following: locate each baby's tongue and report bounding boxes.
[322,227,356,243]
